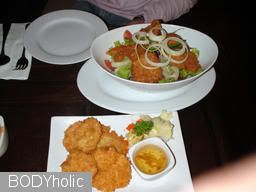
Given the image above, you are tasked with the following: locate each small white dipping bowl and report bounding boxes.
[128,137,176,180]
[91,24,218,93]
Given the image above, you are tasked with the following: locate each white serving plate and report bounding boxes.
[47,112,193,192]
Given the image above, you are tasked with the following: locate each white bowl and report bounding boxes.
[0,116,8,157]
[128,137,176,180]
[91,24,218,92]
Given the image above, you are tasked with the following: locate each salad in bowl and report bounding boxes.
[105,20,202,83]
[91,20,218,92]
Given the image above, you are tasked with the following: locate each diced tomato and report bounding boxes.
[126,123,135,131]
[123,30,132,40]
[104,60,114,71]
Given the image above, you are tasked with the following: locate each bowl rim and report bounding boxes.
[128,137,176,180]
[91,23,219,87]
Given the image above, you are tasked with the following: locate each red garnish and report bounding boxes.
[126,118,143,131]
[104,60,114,71]
[126,123,135,131]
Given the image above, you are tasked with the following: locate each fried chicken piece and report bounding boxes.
[140,19,162,33]
[106,45,135,62]
[61,151,98,177]
[63,117,102,153]
[183,52,201,72]
[93,148,131,192]
[97,130,129,155]
[132,53,163,83]
[172,51,201,72]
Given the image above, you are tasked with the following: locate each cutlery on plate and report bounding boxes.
[14,23,29,70]
[0,23,11,66]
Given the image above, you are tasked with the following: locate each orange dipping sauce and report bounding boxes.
[134,144,168,175]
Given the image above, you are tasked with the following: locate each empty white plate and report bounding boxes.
[24,10,108,64]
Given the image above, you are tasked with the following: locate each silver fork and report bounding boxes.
[14,23,29,70]
[14,45,28,70]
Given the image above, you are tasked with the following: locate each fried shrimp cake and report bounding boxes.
[93,147,119,170]
[97,131,129,155]
[101,124,110,133]
[63,117,102,153]
[61,151,97,177]
[132,53,163,83]
[93,148,131,192]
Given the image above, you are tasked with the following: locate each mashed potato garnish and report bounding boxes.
[126,110,174,146]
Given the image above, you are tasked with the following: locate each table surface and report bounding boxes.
[0,0,254,182]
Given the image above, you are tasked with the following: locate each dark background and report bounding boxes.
[1,0,255,170]
[172,1,254,160]
[0,0,47,22]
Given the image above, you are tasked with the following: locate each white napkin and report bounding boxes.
[0,23,32,80]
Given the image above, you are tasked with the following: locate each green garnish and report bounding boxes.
[124,39,135,45]
[114,64,131,79]
[191,48,200,57]
[133,120,153,136]
[179,68,203,79]
[159,78,176,83]
[114,40,122,47]
[168,42,182,50]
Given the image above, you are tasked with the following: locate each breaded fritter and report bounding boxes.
[63,117,102,153]
[61,151,98,177]
[97,131,128,155]
[101,124,111,133]
[61,118,132,192]
[93,147,119,170]
[93,148,131,192]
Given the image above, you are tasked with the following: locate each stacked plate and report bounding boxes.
[77,59,216,114]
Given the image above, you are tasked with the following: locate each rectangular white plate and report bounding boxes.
[47,112,194,192]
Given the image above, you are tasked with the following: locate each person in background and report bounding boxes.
[192,154,256,192]
[73,0,198,27]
